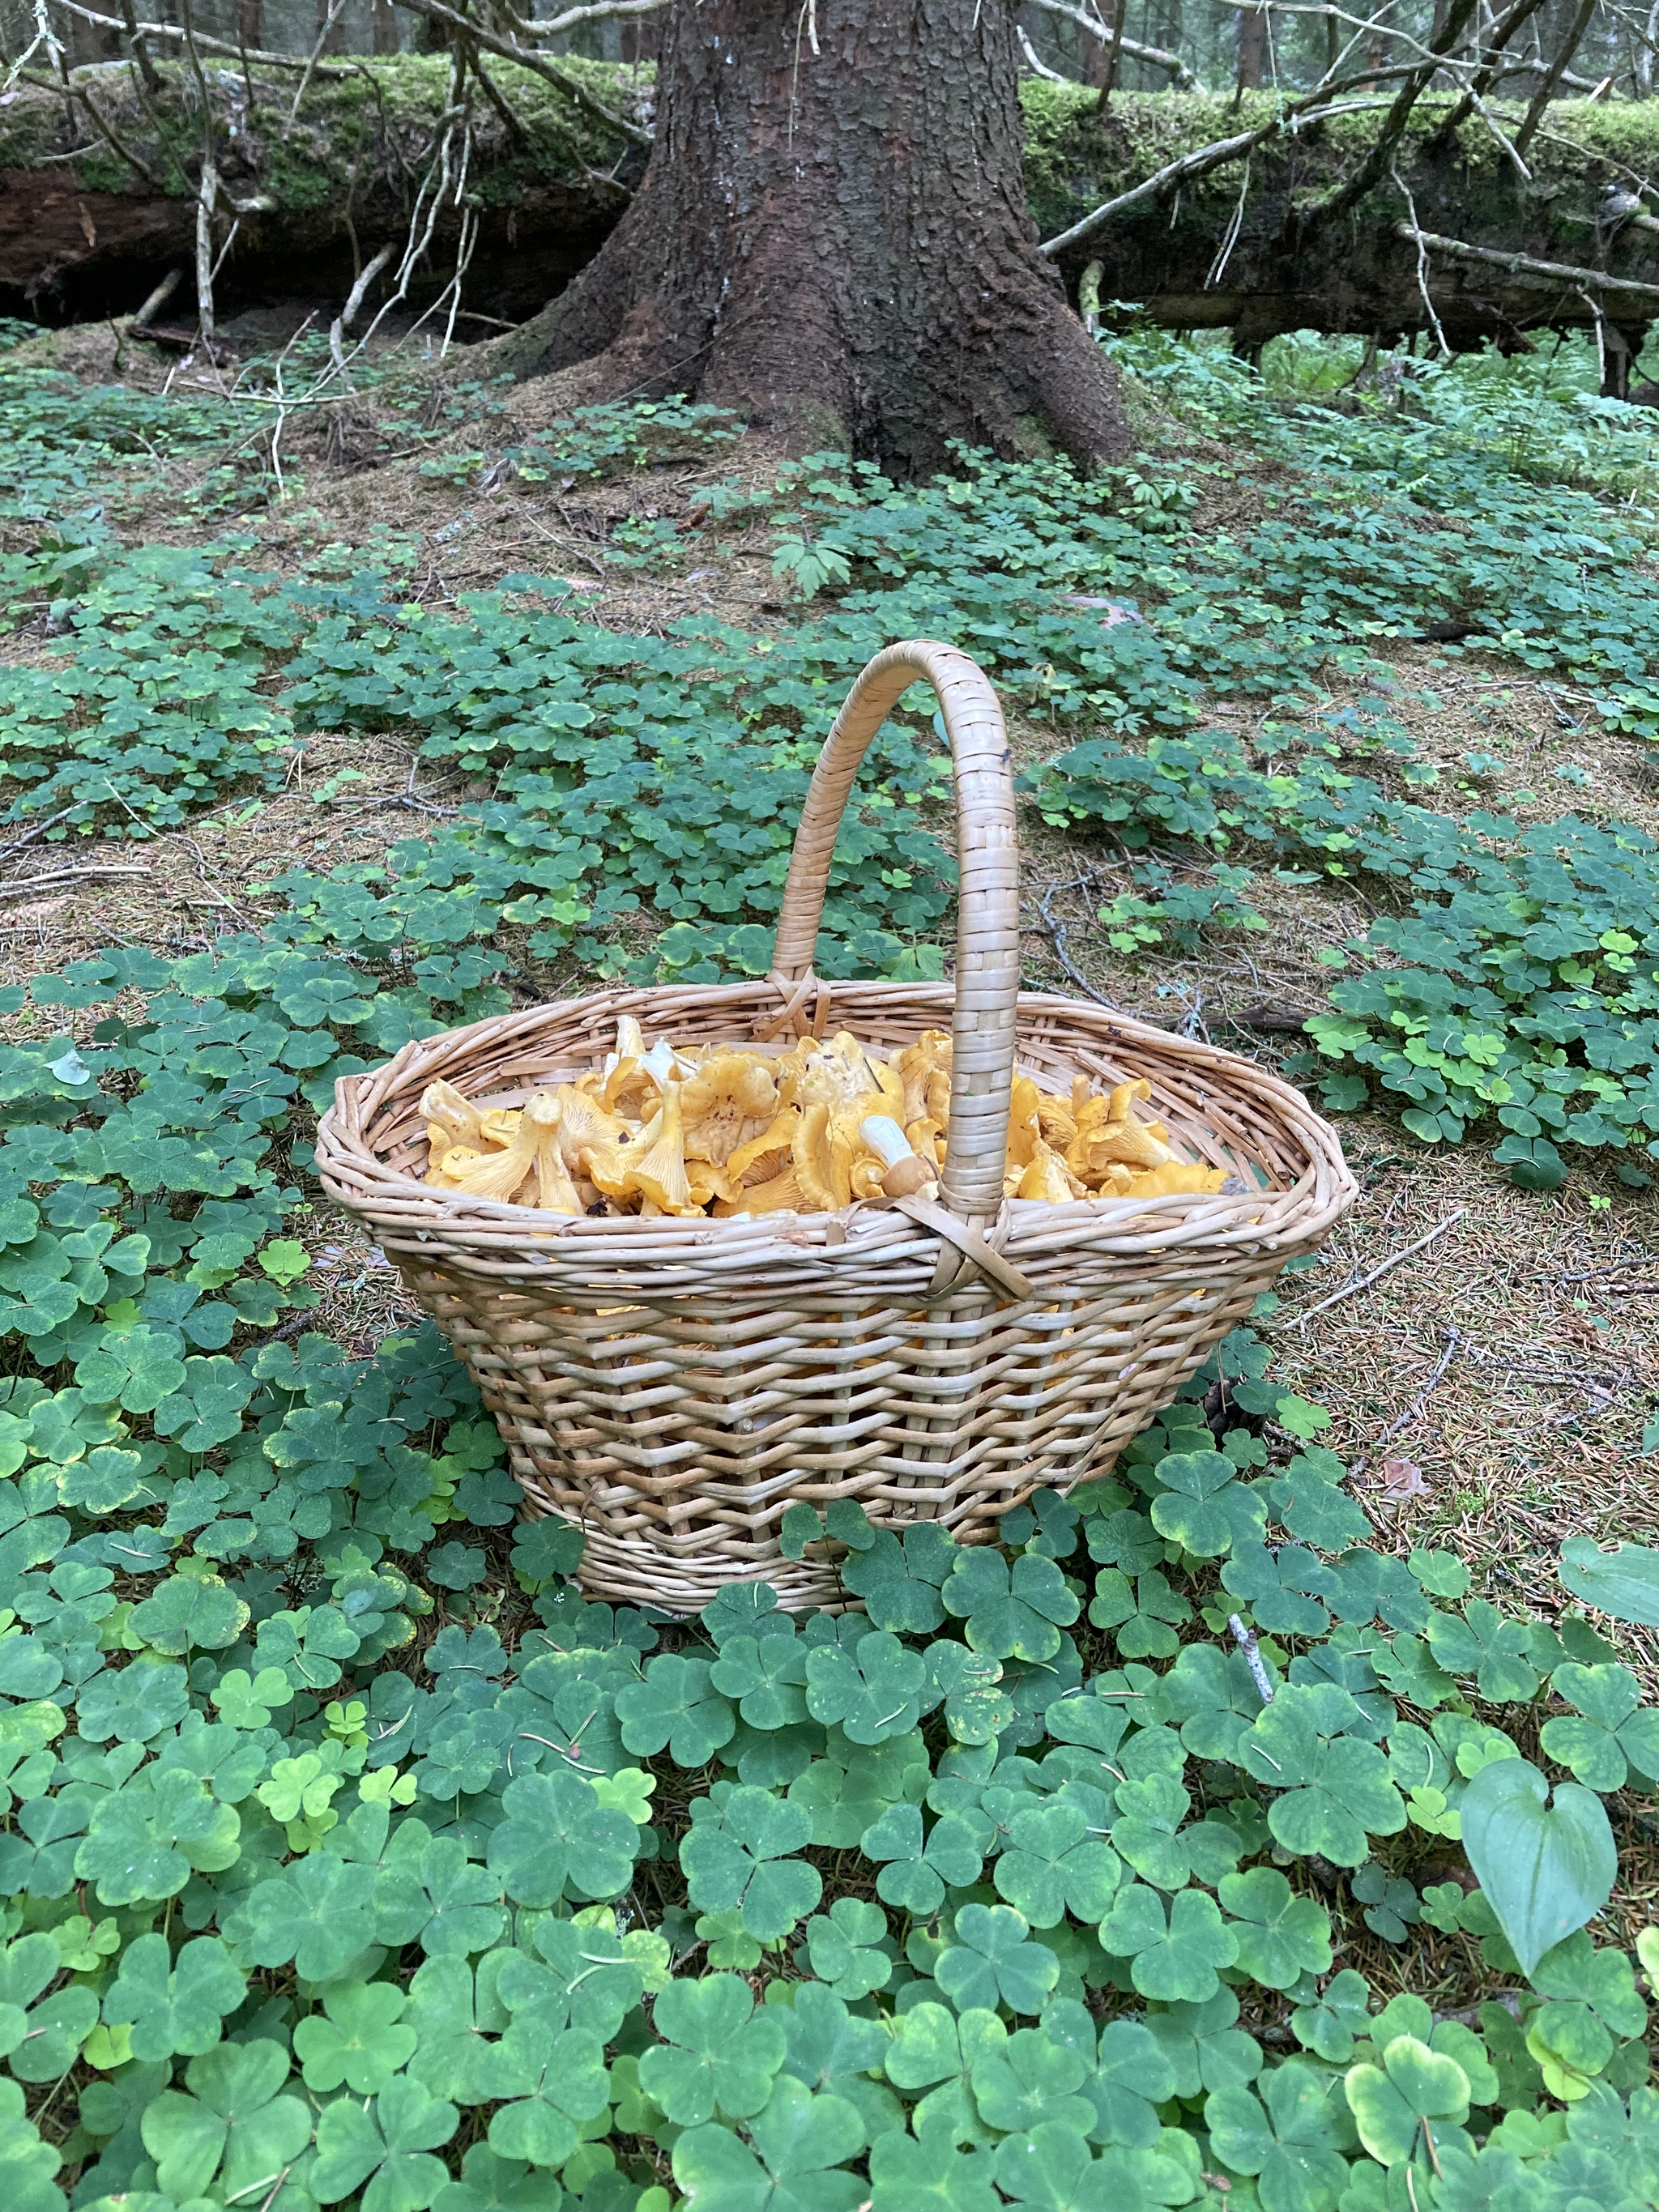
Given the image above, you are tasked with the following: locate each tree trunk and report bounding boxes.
[492,0,1128,473]
[1234,3,1266,90]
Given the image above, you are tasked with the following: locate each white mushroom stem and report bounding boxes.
[859,1115,915,1170]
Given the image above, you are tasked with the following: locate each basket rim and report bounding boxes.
[314,978,1356,1273]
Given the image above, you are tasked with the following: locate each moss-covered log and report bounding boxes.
[2,56,1656,356]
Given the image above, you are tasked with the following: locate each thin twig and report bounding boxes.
[1349,1325,1460,1481]
[1286,1208,1469,1329]
[0,866,151,898]
[1029,876,1121,1010]
[1229,1615,1276,1703]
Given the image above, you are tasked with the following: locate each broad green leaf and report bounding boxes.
[1460,1758,1616,1977]
[1344,2034,1470,2166]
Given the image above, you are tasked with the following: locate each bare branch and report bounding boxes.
[51,0,356,74]
[1513,0,1597,156]
[1306,0,1480,225]
[1027,0,1197,86]
[503,0,663,37]
[1397,221,1659,301]
[390,0,650,143]
[1017,24,1069,79]
[1039,81,1404,257]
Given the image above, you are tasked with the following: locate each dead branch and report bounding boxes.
[1028,0,1198,86]
[1514,0,1598,156]
[505,0,663,36]
[1397,222,1659,300]
[51,0,356,74]
[1307,0,1480,225]
[390,0,650,143]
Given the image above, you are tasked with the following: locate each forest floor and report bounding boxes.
[6,306,1659,1700]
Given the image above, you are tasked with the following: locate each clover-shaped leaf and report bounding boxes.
[486,1769,640,1908]
[804,1898,893,2001]
[313,2073,461,2212]
[868,2128,998,2212]
[241,1854,377,1983]
[616,1653,736,1768]
[710,1628,811,1733]
[942,1550,1079,1662]
[681,1784,822,1940]
[1149,1450,1254,1558]
[936,1903,1060,2017]
[1242,1683,1405,1866]
[1110,1772,1239,1894]
[882,2001,1008,2142]
[487,2021,610,2166]
[1086,1566,1192,1659]
[1206,2060,1354,2212]
[1085,1507,1165,1575]
[1540,1663,1659,1791]
[1220,1545,1333,1639]
[673,2075,865,2212]
[1344,2034,1470,2167]
[1144,1989,1264,2099]
[129,1573,249,1656]
[102,1933,245,2061]
[929,1644,1015,1745]
[1098,1884,1239,2004]
[861,1802,985,1916]
[1426,1601,1541,1704]
[1217,1868,1333,1990]
[641,1973,788,2125]
[295,1980,419,2095]
[1290,1968,1374,2065]
[839,1523,955,1634]
[505,1916,646,2040]
[806,1630,935,1744]
[141,2039,310,2203]
[995,1801,1122,1927]
[970,2025,1093,2136]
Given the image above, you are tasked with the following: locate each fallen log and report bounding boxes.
[2,61,1656,363]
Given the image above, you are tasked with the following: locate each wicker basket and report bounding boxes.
[316,641,1355,1612]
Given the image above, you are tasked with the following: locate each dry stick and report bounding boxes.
[1348,1324,1460,1481]
[285,0,349,130]
[1229,1615,1276,1703]
[329,241,394,373]
[1513,0,1597,156]
[1039,77,1407,256]
[70,73,161,185]
[1392,161,1451,353]
[0,866,151,897]
[390,0,650,145]
[1305,0,1481,226]
[1435,0,1549,135]
[174,0,220,343]
[1286,1207,1469,1330]
[53,0,353,75]
[506,0,663,36]
[1028,0,1197,83]
[1395,224,1659,301]
[117,0,160,90]
[1018,24,1068,79]
[130,265,183,327]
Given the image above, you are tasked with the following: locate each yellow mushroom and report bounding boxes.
[793,1099,854,1211]
[1004,1075,1043,1182]
[426,1142,484,1188]
[728,1104,802,1187]
[897,1031,952,1127]
[525,1091,582,1213]
[1126,1159,1228,1198]
[589,1081,698,1217]
[421,1078,485,1154]
[1017,1139,1083,1205]
[433,1112,540,1204]
[549,1083,633,1177]
[714,1163,807,1216]
[906,1115,946,1167]
[681,1052,779,1166]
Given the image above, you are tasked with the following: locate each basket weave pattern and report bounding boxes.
[318,644,1355,1611]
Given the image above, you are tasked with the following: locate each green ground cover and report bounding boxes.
[0,318,1656,2212]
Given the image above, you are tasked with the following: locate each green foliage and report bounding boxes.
[0,355,1655,2212]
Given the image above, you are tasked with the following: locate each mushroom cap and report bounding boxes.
[793,1098,854,1212]
[680,1051,780,1166]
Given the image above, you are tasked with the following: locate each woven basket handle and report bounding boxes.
[770,641,1017,1224]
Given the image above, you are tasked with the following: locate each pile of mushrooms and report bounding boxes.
[421,1020,1228,1219]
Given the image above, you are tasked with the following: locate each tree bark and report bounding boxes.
[491,0,1129,472]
